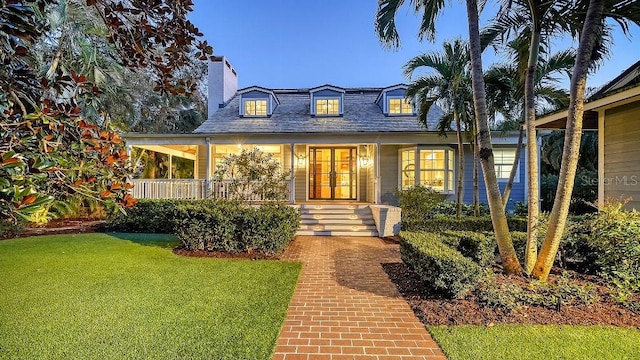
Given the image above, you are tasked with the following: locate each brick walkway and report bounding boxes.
[273,236,446,360]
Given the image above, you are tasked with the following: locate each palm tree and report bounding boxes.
[533,0,640,281]
[483,0,579,273]
[376,0,522,274]
[485,49,573,208]
[403,39,472,218]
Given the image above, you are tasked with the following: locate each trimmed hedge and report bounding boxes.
[440,230,495,267]
[104,199,301,255]
[400,231,482,298]
[103,199,192,233]
[404,216,527,233]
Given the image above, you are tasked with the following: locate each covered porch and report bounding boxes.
[123,134,383,204]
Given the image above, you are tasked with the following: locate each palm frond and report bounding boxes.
[375,0,407,49]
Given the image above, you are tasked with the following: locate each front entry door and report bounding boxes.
[309,147,357,200]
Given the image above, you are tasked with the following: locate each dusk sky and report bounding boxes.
[189,0,640,90]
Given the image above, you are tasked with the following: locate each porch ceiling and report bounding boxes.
[133,144,197,160]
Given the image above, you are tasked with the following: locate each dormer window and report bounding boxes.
[238,86,279,117]
[377,84,416,116]
[244,99,268,116]
[388,97,413,115]
[315,98,340,116]
[310,85,345,116]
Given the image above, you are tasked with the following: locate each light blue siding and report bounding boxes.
[385,89,407,97]
[312,89,342,97]
[461,145,526,211]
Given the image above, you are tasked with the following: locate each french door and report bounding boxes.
[309,147,357,200]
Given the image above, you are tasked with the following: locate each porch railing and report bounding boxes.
[130,179,290,202]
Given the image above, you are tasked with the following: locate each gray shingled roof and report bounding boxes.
[194,88,444,134]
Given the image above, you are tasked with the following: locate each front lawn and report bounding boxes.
[0,233,301,360]
[429,325,640,360]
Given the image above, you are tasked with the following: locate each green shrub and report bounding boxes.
[428,201,489,217]
[173,201,240,252]
[404,216,527,233]
[580,202,640,302]
[173,202,300,255]
[104,199,300,256]
[236,204,301,254]
[400,231,482,298]
[397,185,445,227]
[440,230,495,267]
[103,199,190,233]
[477,272,599,311]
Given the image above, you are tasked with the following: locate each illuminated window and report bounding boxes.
[315,98,340,115]
[400,149,416,188]
[400,148,454,193]
[494,149,518,181]
[243,99,268,116]
[388,97,413,114]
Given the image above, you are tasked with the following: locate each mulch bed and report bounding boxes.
[1,219,105,240]
[383,262,640,327]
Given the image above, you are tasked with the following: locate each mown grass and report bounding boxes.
[429,324,640,360]
[0,233,301,360]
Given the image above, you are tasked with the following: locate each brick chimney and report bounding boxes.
[208,56,238,117]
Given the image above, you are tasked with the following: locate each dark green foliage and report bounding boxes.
[105,199,300,255]
[577,203,640,304]
[397,185,446,226]
[236,204,302,255]
[175,203,299,255]
[477,273,599,311]
[513,201,528,216]
[400,231,482,298]
[0,219,24,238]
[541,172,598,214]
[104,199,192,233]
[510,231,529,262]
[428,201,489,217]
[440,231,495,267]
[173,202,240,252]
[404,216,527,232]
[541,131,598,214]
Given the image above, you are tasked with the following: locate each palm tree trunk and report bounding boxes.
[465,0,522,274]
[502,126,524,209]
[532,0,605,281]
[473,134,480,216]
[524,27,542,274]
[455,111,465,218]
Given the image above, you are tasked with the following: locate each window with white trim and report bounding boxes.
[400,149,416,188]
[315,98,340,115]
[493,149,518,181]
[400,148,455,193]
[388,97,413,115]
[243,99,268,116]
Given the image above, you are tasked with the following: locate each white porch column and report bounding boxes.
[168,155,173,179]
[205,137,211,196]
[290,143,295,204]
[598,110,605,207]
[376,143,381,204]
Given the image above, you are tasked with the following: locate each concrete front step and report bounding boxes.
[299,224,377,231]
[300,209,372,215]
[301,213,373,220]
[301,219,374,225]
[297,204,379,237]
[295,230,379,237]
[299,204,369,210]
